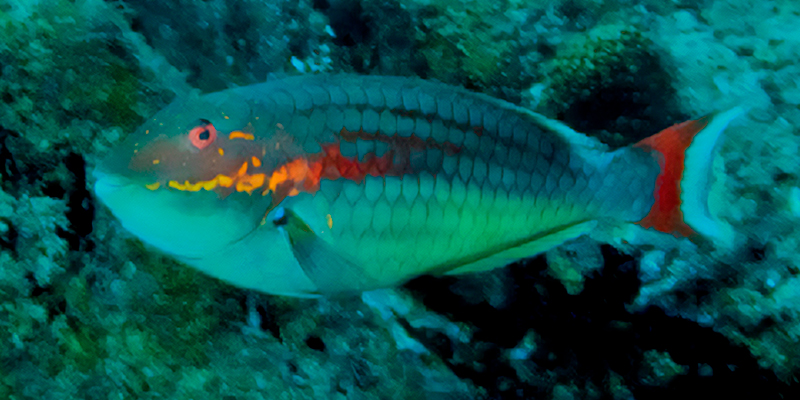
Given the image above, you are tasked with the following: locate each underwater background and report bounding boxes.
[1,0,799,398]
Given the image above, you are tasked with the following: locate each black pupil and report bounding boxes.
[198,129,210,140]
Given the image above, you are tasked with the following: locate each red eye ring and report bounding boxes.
[189,119,217,149]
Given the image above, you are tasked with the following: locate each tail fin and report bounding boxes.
[633,108,742,245]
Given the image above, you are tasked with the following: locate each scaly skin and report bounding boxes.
[95,74,660,296]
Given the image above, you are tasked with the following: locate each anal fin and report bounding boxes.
[443,220,598,275]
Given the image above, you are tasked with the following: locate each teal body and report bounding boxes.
[94,74,660,296]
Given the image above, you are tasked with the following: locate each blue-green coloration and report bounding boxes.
[94,75,734,297]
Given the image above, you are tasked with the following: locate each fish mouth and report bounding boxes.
[92,165,270,261]
[92,169,141,232]
[92,168,136,206]
[92,168,131,189]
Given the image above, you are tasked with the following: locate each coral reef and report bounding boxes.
[1,0,800,398]
[537,22,682,147]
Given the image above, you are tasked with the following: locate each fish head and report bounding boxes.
[93,91,287,261]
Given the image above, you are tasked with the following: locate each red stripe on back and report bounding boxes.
[264,125,464,206]
[306,143,399,188]
[266,140,405,201]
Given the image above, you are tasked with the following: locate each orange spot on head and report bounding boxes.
[229,131,255,140]
[267,159,310,192]
[152,159,160,165]
[268,167,289,192]
[251,156,262,168]
[218,148,224,156]
[236,173,267,194]
[286,159,310,180]
[250,173,265,187]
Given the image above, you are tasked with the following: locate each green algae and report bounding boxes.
[415,0,525,89]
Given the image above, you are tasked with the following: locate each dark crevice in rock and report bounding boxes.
[238,295,282,340]
[326,0,370,48]
[63,153,95,253]
[405,246,786,398]
[0,221,17,254]
[255,303,281,339]
[305,335,326,352]
[0,126,20,183]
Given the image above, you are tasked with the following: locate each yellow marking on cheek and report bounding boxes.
[218,148,224,156]
[186,181,205,191]
[145,130,150,135]
[164,161,269,195]
[152,159,160,165]
[229,131,255,140]
[168,180,183,190]
[145,182,160,190]
[224,115,230,119]
[202,180,218,191]
[251,156,261,168]
[169,177,221,192]
[326,214,333,229]
[218,175,233,187]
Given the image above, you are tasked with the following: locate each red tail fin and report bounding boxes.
[633,108,741,243]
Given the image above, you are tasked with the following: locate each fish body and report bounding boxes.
[94,74,737,296]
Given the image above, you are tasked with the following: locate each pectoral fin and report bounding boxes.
[273,207,376,296]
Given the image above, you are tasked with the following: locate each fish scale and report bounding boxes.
[93,74,736,296]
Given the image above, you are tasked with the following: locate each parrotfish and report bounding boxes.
[93,74,739,297]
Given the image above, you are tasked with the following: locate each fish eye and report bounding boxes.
[188,119,217,149]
